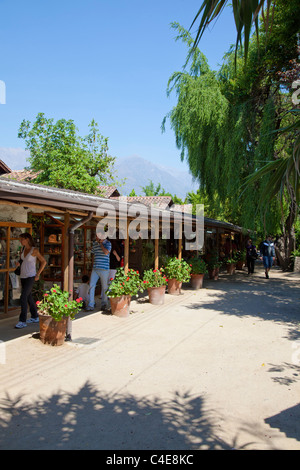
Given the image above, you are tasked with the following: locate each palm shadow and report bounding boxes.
[0,381,249,450]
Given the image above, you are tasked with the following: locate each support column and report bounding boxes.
[154,220,159,270]
[124,219,130,274]
[178,223,182,260]
[63,212,70,292]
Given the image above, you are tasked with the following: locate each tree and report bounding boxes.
[163,7,299,268]
[140,180,185,204]
[191,0,279,64]
[18,113,119,194]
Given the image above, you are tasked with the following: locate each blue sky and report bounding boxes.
[0,0,236,172]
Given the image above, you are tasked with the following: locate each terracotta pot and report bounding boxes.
[167,278,182,295]
[147,285,166,305]
[191,273,204,289]
[236,260,244,270]
[109,295,131,317]
[208,267,219,280]
[226,264,236,275]
[39,314,68,346]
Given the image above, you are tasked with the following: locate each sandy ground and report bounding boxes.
[0,262,299,451]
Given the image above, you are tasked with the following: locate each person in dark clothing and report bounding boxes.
[259,235,275,279]
[246,239,257,274]
[109,239,122,281]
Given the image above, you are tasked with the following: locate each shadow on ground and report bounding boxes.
[0,381,253,450]
[184,268,300,342]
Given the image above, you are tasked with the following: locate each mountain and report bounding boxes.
[115,156,197,200]
[0,148,198,200]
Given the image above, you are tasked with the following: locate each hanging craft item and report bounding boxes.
[48,234,57,243]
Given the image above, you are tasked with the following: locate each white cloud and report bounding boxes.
[0,147,30,170]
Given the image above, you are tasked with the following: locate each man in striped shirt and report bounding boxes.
[85,237,111,311]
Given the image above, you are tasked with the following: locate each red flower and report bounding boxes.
[52,289,56,293]
[126,277,130,281]
[44,293,48,297]
[153,269,157,272]
[110,278,114,281]
[65,304,68,307]
[76,298,80,303]
[36,300,41,305]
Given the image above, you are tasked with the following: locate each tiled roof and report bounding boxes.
[0,159,12,174]
[97,186,120,198]
[111,196,174,209]
[3,169,120,198]
[3,169,41,181]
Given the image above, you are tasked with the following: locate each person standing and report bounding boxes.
[109,239,122,281]
[15,233,47,329]
[260,235,275,279]
[246,239,257,274]
[85,237,111,311]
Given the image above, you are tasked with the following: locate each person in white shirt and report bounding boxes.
[15,233,46,329]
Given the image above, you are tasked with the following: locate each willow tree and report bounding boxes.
[163,7,299,268]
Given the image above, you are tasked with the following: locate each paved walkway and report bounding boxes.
[0,263,299,450]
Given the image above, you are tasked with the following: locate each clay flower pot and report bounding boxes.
[109,295,131,317]
[208,267,219,280]
[39,314,68,346]
[226,264,236,275]
[190,273,204,289]
[167,278,182,295]
[147,285,166,305]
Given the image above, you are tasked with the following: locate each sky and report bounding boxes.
[0,0,237,173]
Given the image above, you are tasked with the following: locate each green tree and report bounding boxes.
[18,113,118,194]
[164,9,299,268]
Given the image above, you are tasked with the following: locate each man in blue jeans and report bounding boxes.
[259,235,275,279]
[85,237,111,311]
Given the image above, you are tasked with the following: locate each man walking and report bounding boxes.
[260,235,275,279]
[86,236,111,311]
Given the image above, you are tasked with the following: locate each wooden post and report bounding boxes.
[124,219,130,274]
[178,223,182,260]
[154,220,159,270]
[63,212,70,292]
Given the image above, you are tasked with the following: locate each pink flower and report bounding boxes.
[44,293,48,297]
[76,298,80,303]
[65,304,68,308]
[36,301,41,305]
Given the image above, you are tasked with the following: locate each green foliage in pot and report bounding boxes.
[106,267,143,298]
[189,257,208,274]
[36,284,83,321]
[225,256,237,264]
[207,251,222,269]
[164,257,191,282]
[142,268,168,288]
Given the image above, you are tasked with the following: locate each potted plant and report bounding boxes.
[225,256,236,275]
[189,257,208,289]
[207,252,222,280]
[235,250,246,270]
[142,268,168,305]
[36,284,83,346]
[164,257,191,295]
[106,267,143,317]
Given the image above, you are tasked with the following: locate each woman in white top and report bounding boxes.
[15,233,47,329]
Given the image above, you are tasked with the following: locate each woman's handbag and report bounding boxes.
[15,248,24,276]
